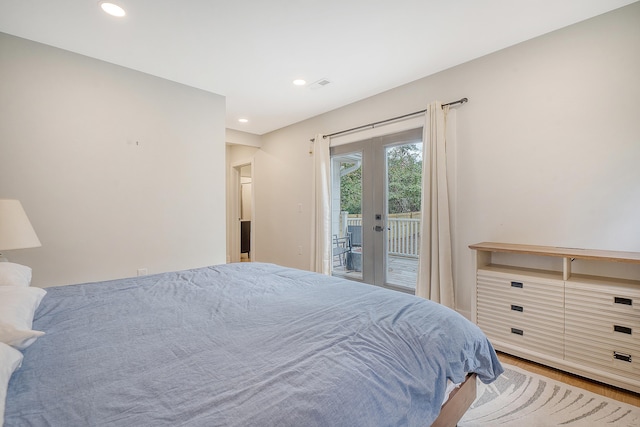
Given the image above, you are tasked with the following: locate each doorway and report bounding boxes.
[230,162,253,263]
[239,165,252,261]
[330,128,423,293]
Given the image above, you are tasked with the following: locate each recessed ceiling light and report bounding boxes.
[293,79,306,86]
[238,118,249,123]
[99,1,126,17]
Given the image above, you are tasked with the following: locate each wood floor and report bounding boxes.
[497,351,640,407]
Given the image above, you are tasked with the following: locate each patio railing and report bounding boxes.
[346,217,420,258]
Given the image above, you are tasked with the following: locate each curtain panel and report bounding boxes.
[310,134,332,275]
[416,102,455,308]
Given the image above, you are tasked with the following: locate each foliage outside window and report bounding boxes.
[339,144,422,215]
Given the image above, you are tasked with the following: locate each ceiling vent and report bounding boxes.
[309,78,331,90]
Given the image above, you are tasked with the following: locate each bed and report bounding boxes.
[4,262,503,426]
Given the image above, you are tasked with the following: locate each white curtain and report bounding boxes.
[310,134,332,275]
[416,102,455,308]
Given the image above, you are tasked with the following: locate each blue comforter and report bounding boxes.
[6,263,502,426]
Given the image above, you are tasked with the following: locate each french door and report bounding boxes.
[330,128,423,293]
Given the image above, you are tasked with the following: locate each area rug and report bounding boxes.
[459,364,640,426]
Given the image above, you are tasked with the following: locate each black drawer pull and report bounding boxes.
[614,297,632,306]
[613,352,632,363]
[511,305,524,312]
[511,281,523,288]
[614,325,632,335]
[511,328,524,336]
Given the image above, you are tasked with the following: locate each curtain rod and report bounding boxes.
[310,97,468,142]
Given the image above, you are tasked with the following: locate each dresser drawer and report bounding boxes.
[565,339,640,377]
[478,270,564,309]
[477,292,564,325]
[478,307,564,358]
[565,309,640,345]
[565,280,640,318]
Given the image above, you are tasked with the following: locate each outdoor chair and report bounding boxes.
[333,234,351,267]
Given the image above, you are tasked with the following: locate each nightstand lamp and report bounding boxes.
[0,199,41,262]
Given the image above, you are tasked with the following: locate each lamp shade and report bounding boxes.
[0,199,42,251]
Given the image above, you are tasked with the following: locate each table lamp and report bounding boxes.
[0,199,41,262]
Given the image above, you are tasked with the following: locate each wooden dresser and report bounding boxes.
[470,242,640,393]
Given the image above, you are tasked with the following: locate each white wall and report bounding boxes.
[226,128,262,148]
[0,33,227,287]
[254,3,640,318]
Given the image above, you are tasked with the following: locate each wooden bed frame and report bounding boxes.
[430,373,477,427]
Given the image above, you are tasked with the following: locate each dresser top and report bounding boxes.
[469,242,640,264]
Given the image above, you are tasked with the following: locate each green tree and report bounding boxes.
[340,162,362,214]
[387,144,422,214]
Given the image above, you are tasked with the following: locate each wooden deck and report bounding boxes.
[387,255,418,289]
[333,254,418,290]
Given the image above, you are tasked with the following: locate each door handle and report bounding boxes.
[373,225,384,232]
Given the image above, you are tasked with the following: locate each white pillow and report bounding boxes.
[0,263,32,287]
[0,323,44,351]
[0,287,46,350]
[0,342,23,427]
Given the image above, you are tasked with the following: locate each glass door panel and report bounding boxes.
[330,151,363,281]
[383,142,422,291]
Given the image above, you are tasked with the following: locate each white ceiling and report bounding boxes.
[0,0,636,135]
